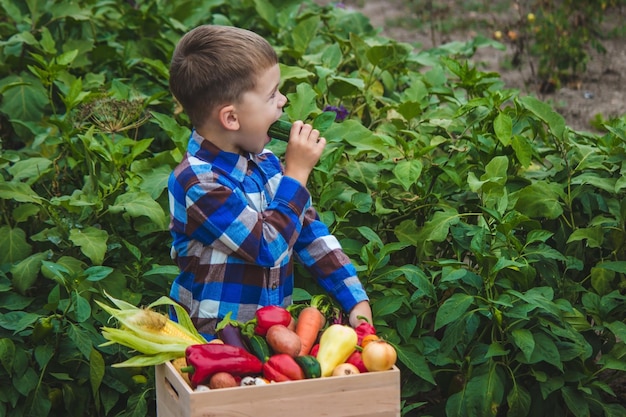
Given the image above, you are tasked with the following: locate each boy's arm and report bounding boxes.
[171,165,310,266]
[348,300,373,328]
[294,207,371,328]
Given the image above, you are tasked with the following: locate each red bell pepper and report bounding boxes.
[263,354,305,382]
[309,343,320,357]
[184,343,262,388]
[355,322,376,345]
[346,350,368,373]
[254,305,292,336]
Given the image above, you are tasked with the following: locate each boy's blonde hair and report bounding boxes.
[169,25,278,129]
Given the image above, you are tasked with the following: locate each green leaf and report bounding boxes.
[506,384,531,417]
[356,226,383,247]
[526,230,553,244]
[596,261,626,273]
[485,342,509,358]
[605,321,626,344]
[34,344,55,369]
[372,295,404,317]
[393,159,423,191]
[538,376,562,399]
[566,226,603,248]
[0,181,41,203]
[446,389,469,417]
[0,225,32,265]
[0,338,16,373]
[291,15,320,55]
[14,367,39,396]
[494,112,512,146]
[465,363,504,417]
[0,73,48,122]
[285,83,319,121]
[7,157,52,183]
[520,95,566,140]
[72,292,91,323]
[393,264,436,301]
[590,266,615,295]
[90,348,105,398]
[85,266,114,282]
[327,121,383,152]
[125,391,148,417]
[435,293,474,331]
[511,329,534,362]
[69,227,108,265]
[149,111,190,156]
[0,311,39,332]
[415,207,461,255]
[252,0,278,27]
[312,111,336,132]
[598,356,626,372]
[395,344,436,385]
[600,404,626,417]
[10,251,50,294]
[109,192,168,230]
[561,386,590,417]
[56,49,78,66]
[571,173,616,193]
[512,181,563,219]
[328,75,365,98]
[530,332,562,371]
[68,323,94,359]
[41,260,70,286]
[511,135,533,167]
[13,202,41,222]
[279,63,314,82]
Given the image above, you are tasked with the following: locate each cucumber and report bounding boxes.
[268,119,292,142]
[249,335,271,363]
[294,355,322,379]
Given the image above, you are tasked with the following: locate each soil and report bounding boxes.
[317,0,626,133]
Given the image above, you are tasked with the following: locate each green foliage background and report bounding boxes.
[0,0,625,416]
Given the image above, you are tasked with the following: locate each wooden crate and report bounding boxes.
[156,360,401,417]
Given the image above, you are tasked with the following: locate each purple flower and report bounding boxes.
[324,104,349,122]
[335,2,346,8]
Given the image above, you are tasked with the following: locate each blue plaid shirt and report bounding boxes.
[168,131,368,337]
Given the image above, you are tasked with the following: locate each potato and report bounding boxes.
[209,372,238,389]
[265,324,301,357]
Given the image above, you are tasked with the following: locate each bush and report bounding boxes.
[1,0,624,416]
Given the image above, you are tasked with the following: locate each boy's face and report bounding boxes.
[232,64,287,155]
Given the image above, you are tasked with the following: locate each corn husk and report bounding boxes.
[96,291,206,367]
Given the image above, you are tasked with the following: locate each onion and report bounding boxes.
[361,340,397,372]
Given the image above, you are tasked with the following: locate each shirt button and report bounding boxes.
[271,283,277,290]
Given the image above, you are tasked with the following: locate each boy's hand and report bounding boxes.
[283,121,326,185]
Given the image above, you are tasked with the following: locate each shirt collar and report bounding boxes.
[188,130,271,181]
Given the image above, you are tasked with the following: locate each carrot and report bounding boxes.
[295,306,326,356]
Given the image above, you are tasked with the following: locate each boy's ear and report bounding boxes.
[218,104,240,131]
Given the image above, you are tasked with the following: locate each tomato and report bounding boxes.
[361,340,397,372]
[360,334,380,348]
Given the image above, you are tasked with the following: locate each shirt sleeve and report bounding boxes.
[293,207,369,312]
[181,172,311,267]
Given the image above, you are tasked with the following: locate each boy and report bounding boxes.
[167,25,372,338]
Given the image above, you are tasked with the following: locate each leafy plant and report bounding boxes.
[1,0,624,416]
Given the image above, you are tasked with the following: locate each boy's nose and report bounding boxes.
[278,92,287,108]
